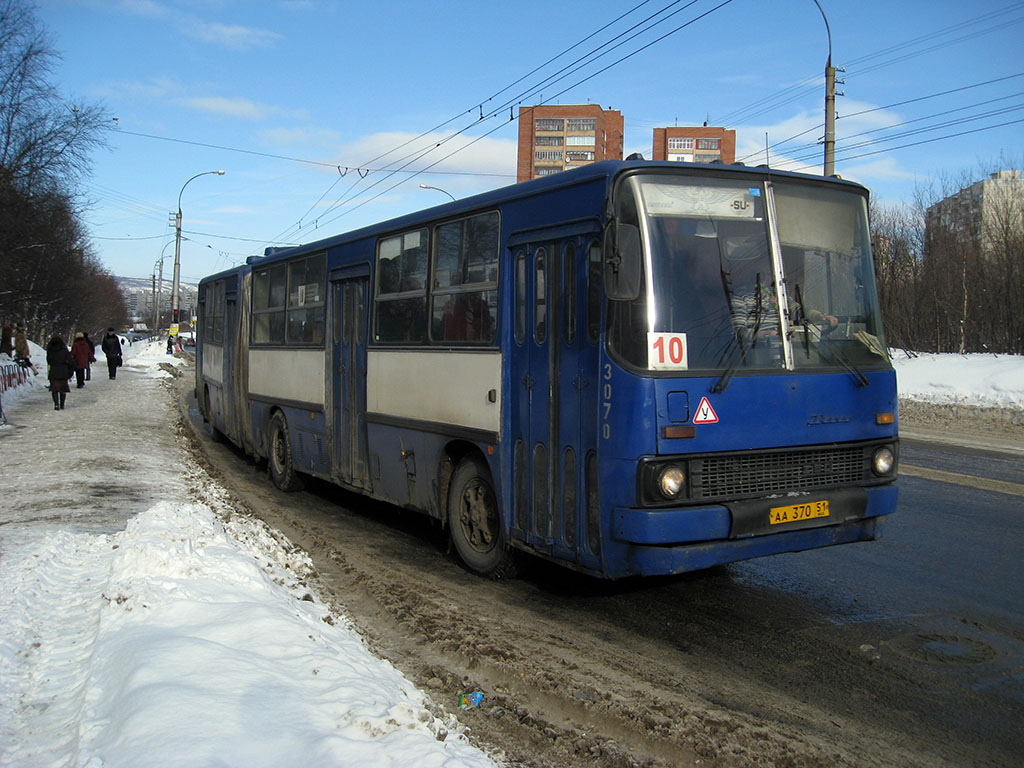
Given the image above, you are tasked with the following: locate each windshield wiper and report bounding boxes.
[710,331,745,393]
[821,335,870,387]
[711,267,746,392]
[791,283,869,387]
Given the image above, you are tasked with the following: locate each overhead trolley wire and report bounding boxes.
[269,0,697,245]
[269,0,738,246]
[269,0,736,250]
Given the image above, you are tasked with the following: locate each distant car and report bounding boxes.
[183,338,196,348]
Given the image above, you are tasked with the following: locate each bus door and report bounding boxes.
[558,238,601,568]
[330,269,371,491]
[512,235,598,563]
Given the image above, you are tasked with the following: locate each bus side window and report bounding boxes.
[430,212,499,345]
[374,229,428,343]
[515,249,527,345]
[534,247,547,345]
[587,241,601,343]
[563,242,576,345]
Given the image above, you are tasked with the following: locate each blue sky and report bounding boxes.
[35,0,1024,282]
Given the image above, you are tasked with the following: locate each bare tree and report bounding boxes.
[871,200,926,352]
[0,0,118,340]
[905,163,1024,355]
[0,0,108,194]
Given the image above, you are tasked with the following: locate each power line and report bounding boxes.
[714,4,1024,126]
[736,73,1024,164]
[771,116,1024,171]
[781,103,1024,167]
[113,128,513,179]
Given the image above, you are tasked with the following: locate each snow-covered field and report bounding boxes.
[1,342,1020,766]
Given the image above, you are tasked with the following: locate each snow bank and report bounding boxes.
[892,351,1024,409]
[0,501,496,767]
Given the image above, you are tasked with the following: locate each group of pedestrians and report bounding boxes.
[41,328,124,411]
[1,325,127,414]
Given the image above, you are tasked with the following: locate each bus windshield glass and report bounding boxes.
[607,173,887,373]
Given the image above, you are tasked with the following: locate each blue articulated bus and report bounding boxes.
[196,159,898,580]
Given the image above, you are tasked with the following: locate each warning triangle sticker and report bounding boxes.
[693,396,719,424]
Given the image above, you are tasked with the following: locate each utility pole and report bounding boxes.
[171,170,224,337]
[157,254,166,331]
[813,0,842,177]
[824,57,836,177]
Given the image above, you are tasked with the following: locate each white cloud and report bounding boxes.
[334,130,517,180]
[259,126,341,150]
[180,96,277,121]
[185,21,281,50]
[114,0,169,18]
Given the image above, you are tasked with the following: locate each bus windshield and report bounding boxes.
[607,173,888,374]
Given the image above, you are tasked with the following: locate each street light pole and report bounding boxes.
[154,241,174,333]
[171,170,224,335]
[419,183,456,202]
[813,0,838,176]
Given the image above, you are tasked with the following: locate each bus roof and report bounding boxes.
[202,159,868,283]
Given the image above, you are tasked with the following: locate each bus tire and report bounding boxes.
[268,411,304,492]
[448,457,517,579]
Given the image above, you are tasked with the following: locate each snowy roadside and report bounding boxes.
[0,341,499,767]
[891,350,1024,437]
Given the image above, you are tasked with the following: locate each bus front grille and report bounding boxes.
[692,445,866,500]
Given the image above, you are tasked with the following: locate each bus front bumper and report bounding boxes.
[610,484,898,574]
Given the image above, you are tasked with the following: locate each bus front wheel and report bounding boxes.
[448,458,516,579]
[268,412,304,492]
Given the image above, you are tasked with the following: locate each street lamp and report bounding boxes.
[812,0,841,176]
[171,170,224,334]
[153,241,174,333]
[419,183,456,202]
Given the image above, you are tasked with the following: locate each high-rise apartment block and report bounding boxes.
[516,105,624,183]
[516,104,738,182]
[925,170,1024,254]
[652,126,736,164]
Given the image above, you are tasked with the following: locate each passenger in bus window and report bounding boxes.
[439,291,493,342]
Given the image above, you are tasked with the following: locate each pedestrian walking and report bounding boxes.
[0,325,13,357]
[14,323,37,374]
[45,336,75,410]
[166,335,175,355]
[101,328,123,379]
[82,332,96,380]
[71,332,92,388]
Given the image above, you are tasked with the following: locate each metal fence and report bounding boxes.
[1,362,31,393]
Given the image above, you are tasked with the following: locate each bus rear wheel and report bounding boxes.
[269,411,304,492]
[448,457,516,579]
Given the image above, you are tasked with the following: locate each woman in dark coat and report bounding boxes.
[101,328,122,379]
[46,335,75,410]
[70,332,92,388]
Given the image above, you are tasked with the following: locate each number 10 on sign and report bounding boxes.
[648,332,688,370]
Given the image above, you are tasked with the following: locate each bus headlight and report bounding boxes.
[657,465,687,499]
[872,446,896,476]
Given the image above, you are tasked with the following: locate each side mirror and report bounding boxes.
[604,222,642,301]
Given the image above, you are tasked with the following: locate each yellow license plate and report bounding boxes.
[769,499,830,525]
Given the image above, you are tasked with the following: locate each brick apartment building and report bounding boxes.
[652,125,736,164]
[516,104,624,182]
